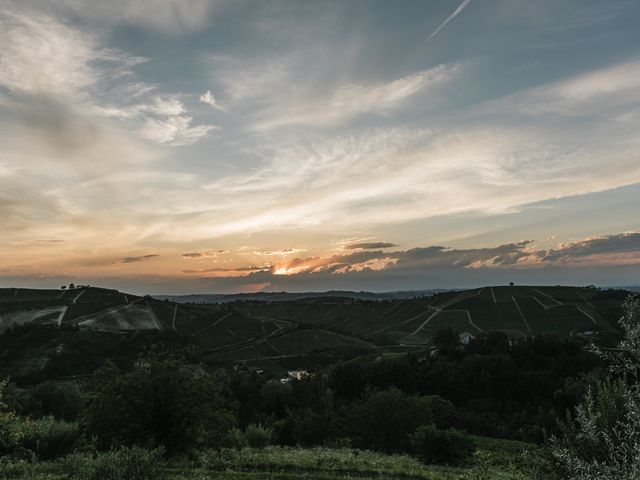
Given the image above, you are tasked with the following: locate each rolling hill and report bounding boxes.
[0,285,629,378]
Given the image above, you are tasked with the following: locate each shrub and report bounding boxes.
[226,428,248,450]
[64,446,166,480]
[244,424,272,449]
[21,416,82,460]
[0,379,26,456]
[408,424,475,465]
[547,296,640,479]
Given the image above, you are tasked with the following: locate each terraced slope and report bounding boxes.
[0,285,628,377]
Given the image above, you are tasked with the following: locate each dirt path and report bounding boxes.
[531,288,562,307]
[512,296,533,336]
[145,301,163,330]
[407,291,482,337]
[171,304,178,331]
[407,309,440,336]
[464,310,484,333]
[72,289,86,304]
[369,309,431,336]
[577,306,597,325]
[194,312,233,335]
[532,296,551,310]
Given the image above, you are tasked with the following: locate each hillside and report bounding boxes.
[0,285,628,379]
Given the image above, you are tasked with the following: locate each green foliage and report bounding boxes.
[341,387,434,453]
[201,446,434,479]
[85,360,236,456]
[548,380,640,479]
[409,425,476,466]
[226,424,272,450]
[590,295,640,380]
[548,295,640,479]
[244,424,272,449]
[0,378,26,456]
[7,382,84,422]
[63,446,166,480]
[21,416,82,460]
[226,428,249,450]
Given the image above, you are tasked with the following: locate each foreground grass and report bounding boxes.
[2,440,538,480]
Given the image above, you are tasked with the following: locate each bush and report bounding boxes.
[21,416,82,460]
[0,379,26,456]
[244,424,272,449]
[547,296,640,479]
[226,428,248,450]
[409,424,475,465]
[63,446,166,480]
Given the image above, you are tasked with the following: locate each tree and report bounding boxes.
[86,360,237,456]
[342,387,434,452]
[548,296,640,479]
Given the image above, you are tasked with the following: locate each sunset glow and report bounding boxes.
[1,0,639,294]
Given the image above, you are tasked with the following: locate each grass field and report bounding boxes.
[0,442,538,480]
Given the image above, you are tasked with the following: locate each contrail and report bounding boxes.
[427,0,473,42]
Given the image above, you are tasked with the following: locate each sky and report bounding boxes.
[1,0,640,294]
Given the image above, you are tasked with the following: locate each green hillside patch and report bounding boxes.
[423,310,478,336]
[75,304,161,331]
[530,305,594,336]
[445,297,524,332]
[268,328,375,356]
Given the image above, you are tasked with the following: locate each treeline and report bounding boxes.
[0,326,606,469]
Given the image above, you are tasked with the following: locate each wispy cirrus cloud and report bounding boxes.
[0,5,216,148]
[212,52,460,130]
[253,64,459,130]
[13,0,219,33]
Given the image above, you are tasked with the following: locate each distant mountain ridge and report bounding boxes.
[153,289,449,304]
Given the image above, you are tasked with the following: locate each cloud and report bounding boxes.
[253,64,459,130]
[211,52,459,129]
[268,241,536,276]
[20,0,219,33]
[178,232,640,283]
[540,232,640,262]
[345,242,397,250]
[139,114,217,145]
[182,266,270,277]
[253,248,306,256]
[428,0,473,42]
[121,254,159,263]
[0,8,116,97]
[199,90,224,110]
[478,59,640,118]
[182,250,229,258]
